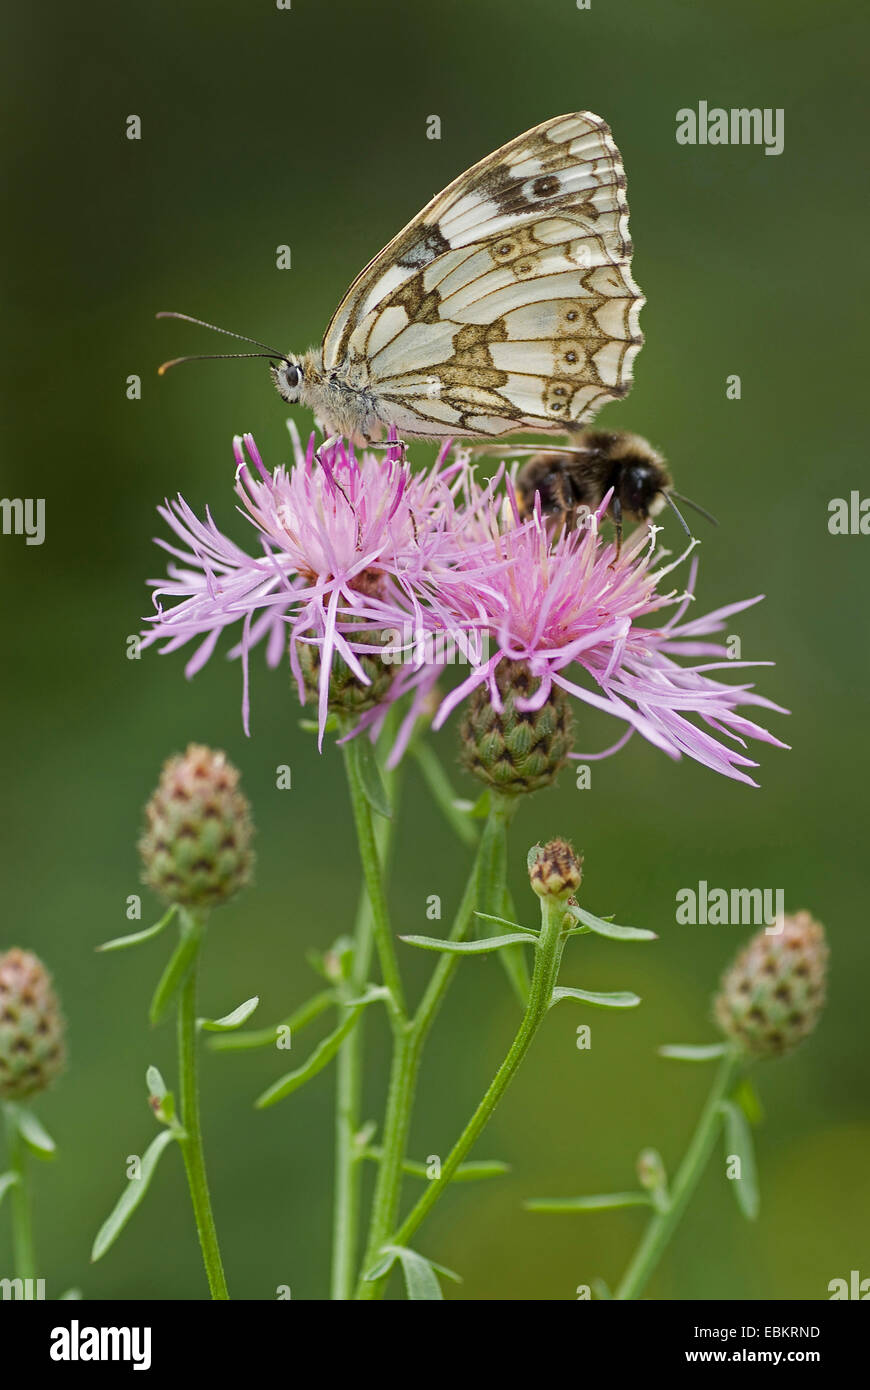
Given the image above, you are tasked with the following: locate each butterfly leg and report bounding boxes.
[610,493,624,561]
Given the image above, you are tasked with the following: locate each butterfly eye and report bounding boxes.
[284,364,302,389]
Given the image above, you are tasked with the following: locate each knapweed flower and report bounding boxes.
[714,911,828,1058]
[528,839,584,900]
[0,949,66,1101]
[140,744,254,909]
[141,427,486,743]
[432,488,788,786]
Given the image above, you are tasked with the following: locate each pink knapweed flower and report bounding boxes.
[141,428,481,742]
[431,489,788,786]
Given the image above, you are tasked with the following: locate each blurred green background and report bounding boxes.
[3,0,868,1300]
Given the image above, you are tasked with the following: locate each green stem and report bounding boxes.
[615,1048,742,1300]
[355,794,514,1299]
[331,769,398,1300]
[3,1105,35,1280]
[176,912,229,1300]
[377,884,567,1273]
[342,742,406,1016]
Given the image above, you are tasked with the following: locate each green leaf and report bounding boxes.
[498,885,531,1007]
[550,985,641,1010]
[525,1192,652,1213]
[721,1099,760,1220]
[91,1130,178,1262]
[362,1150,509,1183]
[145,1068,176,1126]
[352,735,392,819]
[15,1107,57,1159]
[658,1043,728,1062]
[255,1005,364,1109]
[59,1288,83,1300]
[0,1171,21,1205]
[473,911,536,935]
[365,1245,461,1299]
[400,932,535,955]
[96,905,177,953]
[566,904,657,942]
[149,926,201,1026]
[411,742,477,848]
[733,1076,764,1125]
[299,713,338,736]
[200,996,260,1032]
[146,1065,168,1101]
[343,985,392,1007]
[468,789,491,820]
[210,988,336,1053]
[592,1278,613,1300]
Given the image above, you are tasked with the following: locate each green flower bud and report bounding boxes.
[714,911,828,1059]
[297,632,395,718]
[0,949,66,1101]
[140,745,254,909]
[528,839,583,900]
[460,660,574,795]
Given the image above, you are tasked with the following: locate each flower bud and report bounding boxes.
[714,911,828,1059]
[528,839,583,900]
[140,745,254,909]
[0,949,66,1101]
[297,632,395,718]
[461,660,574,795]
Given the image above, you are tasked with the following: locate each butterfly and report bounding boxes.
[159,112,644,446]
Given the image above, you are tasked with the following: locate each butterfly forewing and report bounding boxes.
[320,113,644,439]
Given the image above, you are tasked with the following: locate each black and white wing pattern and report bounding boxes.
[320,113,645,438]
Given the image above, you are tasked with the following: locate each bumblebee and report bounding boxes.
[515,430,711,549]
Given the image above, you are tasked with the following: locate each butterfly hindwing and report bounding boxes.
[320,113,644,438]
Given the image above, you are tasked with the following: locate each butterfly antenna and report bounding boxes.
[155,311,291,375]
[671,490,720,527]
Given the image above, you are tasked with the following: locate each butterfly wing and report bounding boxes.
[320,113,644,438]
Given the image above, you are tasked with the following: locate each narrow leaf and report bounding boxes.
[149,928,200,1026]
[400,932,535,955]
[365,1245,461,1299]
[343,985,392,1008]
[0,1172,21,1205]
[299,714,338,735]
[550,986,641,1010]
[91,1130,177,1262]
[658,1043,728,1062]
[411,742,477,848]
[468,789,491,820]
[15,1107,57,1159]
[721,1099,760,1220]
[209,988,336,1053]
[733,1076,764,1125]
[566,904,657,941]
[473,911,536,935]
[525,1192,652,1213]
[362,1150,509,1182]
[146,1065,168,1101]
[200,996,260,1032]
[97,906,177,953]
[59,1288,83,1300]
[255,1006,363,1109]
[353,736,392,819]
[592,1278,613,1300]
